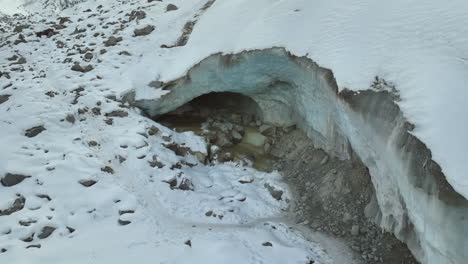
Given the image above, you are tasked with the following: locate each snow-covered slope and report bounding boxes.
[1,0,468,263]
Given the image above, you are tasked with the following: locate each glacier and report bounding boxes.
[126,48,468,264]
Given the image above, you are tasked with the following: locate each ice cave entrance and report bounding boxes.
[155,92,278,171]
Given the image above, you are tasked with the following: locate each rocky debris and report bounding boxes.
[105,110,128,117]
[71,62,94,73]
[103,36,122,47]
[0,196,26,216]
[79,180,97,187]
[166,4,178,11]
[133,25,155,37]
[1,173,31,187]
[0,94,11,104]
[35,28,56,38]
[37,226,56,239]
[25,125,46,137]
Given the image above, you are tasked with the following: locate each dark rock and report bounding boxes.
[36,194,51,201]
[25,125,46,137]
[118,51,131,56]
[0,94,11,104]
[118,219,131,225]
[37,226,56,239]
[166,4,178,11]
[26,244,41,249]
[262,242,273,247]
[103,36,122,47]
[101,166,114,174]
[14,34,27,45]
[66,226,75,233]
[1,248,6,253]
[35,29,56,38]
[0,196,26,216]
[83,52,93,60]
[65,114,75,124]
[79,180,97,187]
[264,184,283,201]
[105,110,128,117]
[22,233,34,242]
[88,141,98,147]
[71,62,93,73]
[148,126,160,136]
[119,210,135,215]
[184,240,191,247]
[1,173,31,187]
[128,10,146,21]
[133,25,155,37]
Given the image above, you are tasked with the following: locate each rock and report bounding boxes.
[14,34,27,45]
[101,166,114,174]
[71,62,93,73]
[262,242,273,247]
[83,52,93,60]
[103,36,122,47]
[259,125,276,136]
[118,219,131,225]
[26,244,41,249]
[166,4,178,11]
[133,25,155,37]
[343,212,352,222]
[148,126,161,136]
[65,114,75,124]
[119,210,135,215]
[351,225,360,236]
[105,110,128,117]
[215,133,233,147]
[25,125,46,137]
[129,10,146,21]
[79,180,97,187]
[13,24,29,33]
[0,196,26,216]
[37,226,56,239]
[231,130,243,143]
[1,173,31,187]
[264,142,271,153]
[35,28,56,38]
[265,184,283,201]
[184,240,191,247]
[0,94,11,104]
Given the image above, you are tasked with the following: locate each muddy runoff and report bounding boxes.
[154,92,418,264]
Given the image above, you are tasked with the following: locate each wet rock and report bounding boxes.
[71,62,93,73]
[103,36,122,47]
[25,125,46,137]
[0,94,11,104]
[37,226,55,239]
[1,173,31,187]
[133,25,155,37]
[166,4,178,11]
[105,110,128,117]
[0,196,26,216]
[79,180,97,187]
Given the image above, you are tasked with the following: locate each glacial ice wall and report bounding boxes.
[125,48,468,264]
